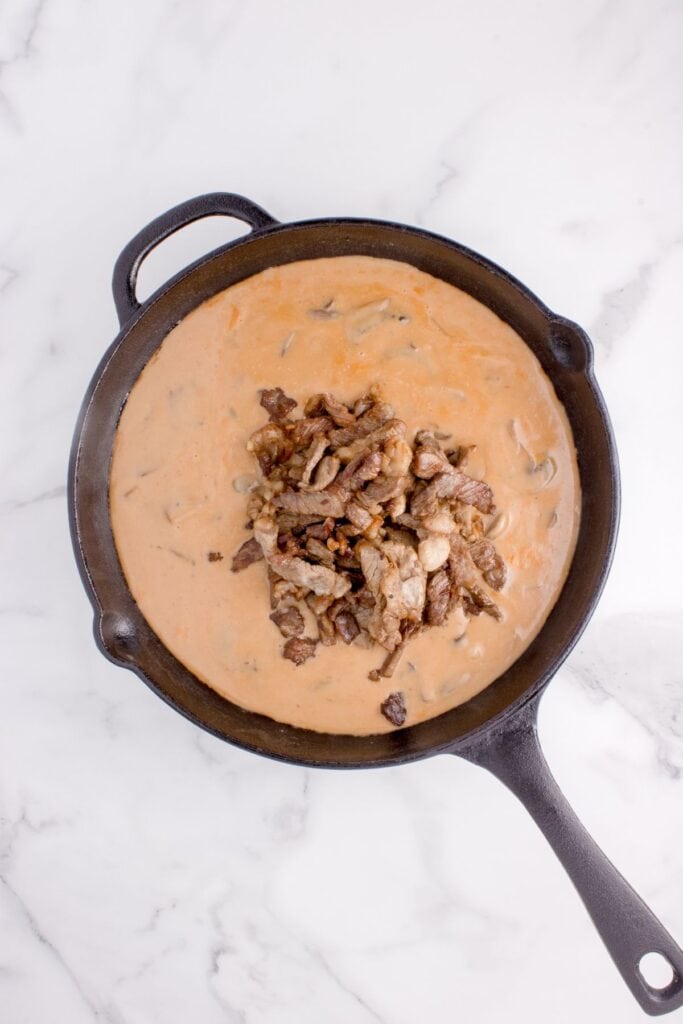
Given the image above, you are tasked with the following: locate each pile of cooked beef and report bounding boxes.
[230,386,506,727]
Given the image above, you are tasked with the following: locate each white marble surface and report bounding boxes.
[1,0,682,1020]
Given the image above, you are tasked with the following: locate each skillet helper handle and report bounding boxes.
[112,192,278,326]
[461,695,683,1016]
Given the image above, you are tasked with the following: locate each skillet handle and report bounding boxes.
[460,692,683,1016]
[112,192,278,326]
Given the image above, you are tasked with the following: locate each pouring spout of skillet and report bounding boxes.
[69,191,683,1014]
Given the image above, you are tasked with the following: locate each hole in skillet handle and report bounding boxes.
[111,192,279,327]
[548,315,593,373]
[639,952,679,996]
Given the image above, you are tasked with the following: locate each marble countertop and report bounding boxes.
[2,1,682,1021]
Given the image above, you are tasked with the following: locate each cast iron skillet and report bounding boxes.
[69,192,683,1015]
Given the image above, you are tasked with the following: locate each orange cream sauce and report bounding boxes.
[110,256,580,735]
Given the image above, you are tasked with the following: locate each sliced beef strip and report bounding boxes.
[231,536,265,572]
[273,489,346,518]
[287,416,330,446]
[447,535,479,589]
[304,393,356,427]
[246,423,292,476]
[336,448,383,491]
[254,515,351,598]
[300,434,329,486]
[363,474,408,504]
[413,448,448,479]
[382,540,427,624]
[276,512,326,533]
[304,455,340,492]
[412,431,451,479]
[346,500,374,531]
[380,691,407,727]
[333,609,361,644]
[357,540,425,649]
[305,517,335,541]
[425,568,450,626]
[328,402,395,448]
[463,584,502,621]
[283,636,318,665]
[270,605,305,638]
[411,469,494,517]
[306,536,336,568]
[469,538,507,591]
[332,418,405,461]
[357,542,403,651]
[260,387,297,421]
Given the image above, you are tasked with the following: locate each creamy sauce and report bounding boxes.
[110,256,580,735]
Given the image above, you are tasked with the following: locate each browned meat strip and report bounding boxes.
[346,499,374,531]
[464,584,502,621]
[305,518,335,541]
[357,540,426,649]
[383,541,427,624]
[300,434,329,485]
[329,402,394,448]
[283,636,318,665]
[363,474,408,504]
[447,535,478,589]
[247,423,292,476]
[304,393,356,427]
[273,490,346,517]
[411,469,494,517]
[276,512,326,532]
[334,609,360,644]
[254,515,350,597]
[270,606,305,638]
[306,536,336,567]
[287,416,330,446]
[260,387,297,421]
[380,691,407,726]
[357,542,403,650]
[413,448,448,479]
[425,568,450,626]
[304,455,340,492]
[334,423,407,469]
[336,448,383,490]
[231,537,264,572]
[469,538,507,590]
[412,431,451,479]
